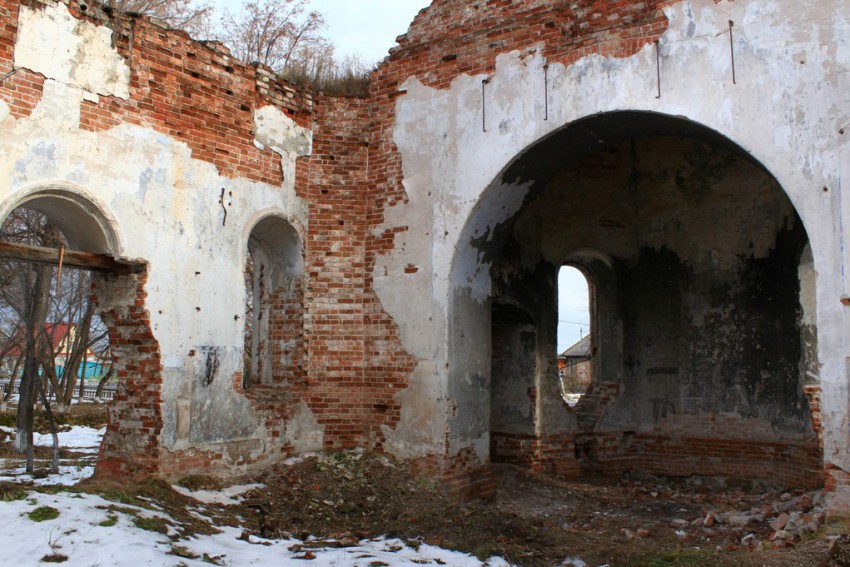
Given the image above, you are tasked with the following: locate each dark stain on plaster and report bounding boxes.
[199,346,221,387]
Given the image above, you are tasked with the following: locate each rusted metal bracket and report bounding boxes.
[219,188,232,227]
[0,241,146,274]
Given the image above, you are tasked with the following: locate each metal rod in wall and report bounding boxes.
[729,20,737,85]
[482,78,490,132]
[544,64,550,121]
[655,41,661,99]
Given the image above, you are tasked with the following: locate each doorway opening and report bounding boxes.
[0,191,151,482]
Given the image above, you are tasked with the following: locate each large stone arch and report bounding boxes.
[445,110,821,489]
[0,183,123,255]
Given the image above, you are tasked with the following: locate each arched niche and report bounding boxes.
[244,215,305,388]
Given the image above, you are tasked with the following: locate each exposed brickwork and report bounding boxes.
[269,278,306,387]
[584,431,822,489]
[804,385,822,450]
[492,432,537,468]
[0,0,44,118]
[91,270,163,479]
[299,94,413,450]
[25,0,311,184]
[574,382,619,432]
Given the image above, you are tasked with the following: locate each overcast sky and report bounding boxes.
[308,0,431,63]
[211,0,432,64]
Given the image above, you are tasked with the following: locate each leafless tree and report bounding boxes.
[218,0,329,74]
[104,0,212,36]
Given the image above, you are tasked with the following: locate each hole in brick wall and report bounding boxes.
[0,207,114,416]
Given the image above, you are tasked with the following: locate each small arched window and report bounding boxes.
[557,265,591,406]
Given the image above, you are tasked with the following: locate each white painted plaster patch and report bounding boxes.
[253,105,312,181]
[253,105,312,156]
[381,361,447,459]
[14,1,130,99]
[284,402,324,453]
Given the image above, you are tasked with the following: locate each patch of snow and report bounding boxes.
[0,490,517,566]
[34,426,105,453]
[172,483,264,505]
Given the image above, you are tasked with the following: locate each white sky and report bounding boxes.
[558,266,590,354]
[212,0,432,64]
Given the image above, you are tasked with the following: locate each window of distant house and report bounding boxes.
[557,265,592,406]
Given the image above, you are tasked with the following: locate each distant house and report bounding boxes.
[558,335,592,405]
[4,322,108,380]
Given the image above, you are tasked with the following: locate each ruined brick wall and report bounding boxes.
[303,96,372,448]
[0,0,315,477]
[1,0,312,185]
[365,0,828,494]
[92,270,163,478]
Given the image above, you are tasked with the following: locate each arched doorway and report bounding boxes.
[453,112,821,487]
[0,187,155,479]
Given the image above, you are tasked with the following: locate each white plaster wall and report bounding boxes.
[378,0,850,475]
[0,2,312,462]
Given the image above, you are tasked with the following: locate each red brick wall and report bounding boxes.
[268,278,306,387]
[302,96,370,448]
[92,270,164,479]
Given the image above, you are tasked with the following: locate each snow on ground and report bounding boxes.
[0,425,532,566]
[0,425,103,485]
[34,425,105,454]
[0,488,516,566]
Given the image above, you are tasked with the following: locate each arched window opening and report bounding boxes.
[243,217,304,390]
[557,265,591,406]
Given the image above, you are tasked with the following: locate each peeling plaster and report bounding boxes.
[253,105,312,180]
[14,1,130,99]
[284,402,325,454]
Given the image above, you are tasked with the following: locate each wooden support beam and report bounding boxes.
[0,242,146,274]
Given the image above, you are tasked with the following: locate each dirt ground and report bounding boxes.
[222,452,850,567]
[3,405,850,566]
